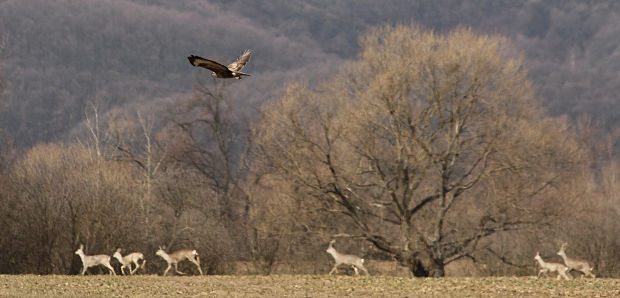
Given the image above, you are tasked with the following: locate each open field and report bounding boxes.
[1,275,619,297]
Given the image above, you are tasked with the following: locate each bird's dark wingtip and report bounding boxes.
[187,55,196,66]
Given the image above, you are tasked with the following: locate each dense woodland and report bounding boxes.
[0,1,620,277]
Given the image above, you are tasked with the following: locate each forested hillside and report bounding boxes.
[0,0,342,146]
[1,0,620,147]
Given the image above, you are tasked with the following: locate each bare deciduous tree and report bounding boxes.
[251,24,585,276]
[5,143,138,274]
[174,83,236,191]
[110,111,170,236]
[169,81,254,271]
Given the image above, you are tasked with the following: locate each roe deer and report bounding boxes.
[557,243,595,278]
[113,248,146,275]
[74,244,116,275]
[326,240,369,276]
[534,252,570,280]
[156,246,203,276]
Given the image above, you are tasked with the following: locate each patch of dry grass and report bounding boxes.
[0,274,618,297]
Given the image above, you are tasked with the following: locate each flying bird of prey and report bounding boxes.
[187,50,252,79]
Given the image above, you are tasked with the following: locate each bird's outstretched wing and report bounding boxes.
[227,50,252,72]
[187,55,232,76]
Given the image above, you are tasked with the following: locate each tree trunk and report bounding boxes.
[398,250,446,277]
[397,250,427,277]
[427,260,445,277]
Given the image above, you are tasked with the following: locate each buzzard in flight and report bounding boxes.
[187,50,252,79]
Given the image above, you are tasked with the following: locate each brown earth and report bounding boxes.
[1,274,618,297]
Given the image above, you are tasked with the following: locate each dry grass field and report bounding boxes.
[0,274,619,297]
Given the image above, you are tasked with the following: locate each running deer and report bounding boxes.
[155,246,203,276]
[113,248,146,275]
[557,243,595,278]
[74,244,116,275]
[326,240,369,276]
[534,252,570,280]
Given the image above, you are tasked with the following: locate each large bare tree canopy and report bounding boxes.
[251,24,585,277]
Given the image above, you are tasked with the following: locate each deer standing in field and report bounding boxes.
[113,248,146,275]
[534,252,570,280]
[156,246,203,276]
[326,240,369,276]
[74,244,116,275]
[557,243,595,278]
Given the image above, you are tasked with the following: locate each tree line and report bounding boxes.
[1,24,620,277]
